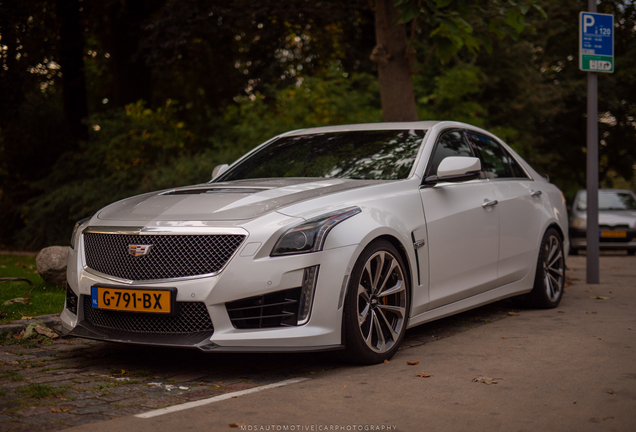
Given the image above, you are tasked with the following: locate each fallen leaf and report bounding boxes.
[561,388,566,392]
[121,369,128,375]
[20,316,34,320]
[573,401,577,404]
[501,337,508,339]
[591,311,597,314]
[473,376,498,385]
[3,298,29,305]
[198,382,205,386]
[508,312,519,316]
[229,423,245,428]
[585,289,594,293]
[34,325,59,339]
[417,373,430,378]
[50,408,62,413]
[407,361,419,365]
[383,359,389,364]
[558,311,565,313]
[598,338,602,340]
[590,296,609,300]
[607,391,615,395]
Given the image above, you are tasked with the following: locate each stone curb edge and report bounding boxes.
[0,313,62,335]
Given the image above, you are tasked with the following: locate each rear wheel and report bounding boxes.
[341,240,410,365]
[517,228,565,309]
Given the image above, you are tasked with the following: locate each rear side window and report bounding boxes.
[427,130,474,176]
[467,133,529,179]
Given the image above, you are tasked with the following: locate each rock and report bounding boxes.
[36,246,68,287]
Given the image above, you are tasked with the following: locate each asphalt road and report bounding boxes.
[57,254,636,432]
[1,254,634,431]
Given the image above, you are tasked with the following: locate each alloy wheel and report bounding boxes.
[356,250,407,353]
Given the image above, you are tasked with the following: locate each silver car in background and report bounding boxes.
[569,189,636,255]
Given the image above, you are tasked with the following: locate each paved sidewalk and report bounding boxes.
[1,255,633,431]
[65,254,636,432]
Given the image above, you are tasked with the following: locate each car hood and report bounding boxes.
[97,178,383,221]
[598,210,636,227]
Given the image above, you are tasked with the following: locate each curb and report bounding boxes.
[0,313,62,335]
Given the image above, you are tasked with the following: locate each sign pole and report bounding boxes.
[586,66,600,284]
[580,0,614,284]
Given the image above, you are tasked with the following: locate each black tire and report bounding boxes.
[340,239,410,365]
[517,228,565,309]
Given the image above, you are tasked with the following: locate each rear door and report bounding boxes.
[467,132,545,285]
[419,130,500,309]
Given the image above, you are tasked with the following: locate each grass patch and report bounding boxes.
[0,370,23,381]
[16,384,69,399]
[0,254,65,324]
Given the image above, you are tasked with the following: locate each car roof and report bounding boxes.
[280,121,486,136]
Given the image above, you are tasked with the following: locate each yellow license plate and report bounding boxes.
[91,286,173,314]
[600,231,627,238]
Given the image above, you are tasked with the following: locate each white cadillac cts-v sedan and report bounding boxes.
[62,121,569,364]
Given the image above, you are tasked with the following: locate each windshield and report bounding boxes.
[217,130,426,182]
[576,191,636,211]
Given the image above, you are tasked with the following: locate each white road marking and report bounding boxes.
[135,377,311,418]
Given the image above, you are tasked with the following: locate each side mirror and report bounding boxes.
[212,164,229,180]
[424,156,481,185]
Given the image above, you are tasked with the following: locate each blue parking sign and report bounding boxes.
[580,12,614,73]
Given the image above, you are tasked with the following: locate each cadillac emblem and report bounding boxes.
[129,244,152,257]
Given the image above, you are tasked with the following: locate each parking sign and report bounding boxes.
[580,12,614,73]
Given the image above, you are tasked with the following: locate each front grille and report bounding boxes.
[83,296,213,334]
[226,288,301,329]
[84,232,245,281]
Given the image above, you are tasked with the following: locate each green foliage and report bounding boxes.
[416,64,486,125]
[395,0,545,63]
[213,64,382,163]
[17,101,210,247]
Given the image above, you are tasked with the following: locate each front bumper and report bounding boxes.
[63,235,358,352]
[569,227,636,250]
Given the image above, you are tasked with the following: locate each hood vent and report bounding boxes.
[161,188,267,195]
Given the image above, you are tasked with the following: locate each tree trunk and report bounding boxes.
[56,0,89,143]
[372,0,418,122]
[108,1,155,107]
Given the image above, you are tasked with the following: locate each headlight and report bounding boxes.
[572,217,587,230]
[271,207,361,256]
[70,217,91,249]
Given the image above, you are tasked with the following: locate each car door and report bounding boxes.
[467,131,545,285]
[419,130,500,310]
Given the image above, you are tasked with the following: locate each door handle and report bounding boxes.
[482,199,498,208]
[531,190,542,197]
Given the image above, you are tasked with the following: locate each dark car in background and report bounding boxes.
[569,189,636,255]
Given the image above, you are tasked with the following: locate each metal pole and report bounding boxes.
[586,0,600,284]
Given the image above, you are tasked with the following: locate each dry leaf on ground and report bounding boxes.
[590,296,610,300]
[407,361,419,365]
[417,373,430,378]
[473,376,498,385]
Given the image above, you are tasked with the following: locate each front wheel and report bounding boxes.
[518,228,565,309]
[340,240,410,365]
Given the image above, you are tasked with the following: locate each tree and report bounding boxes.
[371,0,545,121]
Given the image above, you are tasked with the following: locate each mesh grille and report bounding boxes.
[83,296,213,334]
[84,232,245,281]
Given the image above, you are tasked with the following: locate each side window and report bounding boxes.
[427,131,474,176]
[468,133,516,179]
[507,153,530,179]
